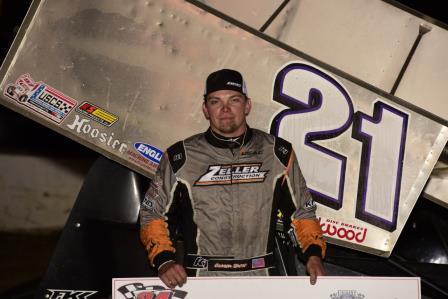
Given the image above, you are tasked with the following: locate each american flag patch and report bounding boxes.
[251,257,266,269]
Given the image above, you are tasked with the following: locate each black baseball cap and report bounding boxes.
[203,69,248,98]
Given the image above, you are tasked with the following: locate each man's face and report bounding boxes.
[202,90,252,137]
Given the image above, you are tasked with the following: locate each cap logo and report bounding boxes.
[226,81,241,87]
[204,69,247,97]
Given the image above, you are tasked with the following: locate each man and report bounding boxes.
[140,69,326,288]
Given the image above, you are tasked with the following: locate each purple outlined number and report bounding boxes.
[270,62,410,234]
[352,101,408,232]
[270,63,354,210]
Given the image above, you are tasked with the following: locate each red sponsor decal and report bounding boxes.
[319,217,367,243]
[128,150,159,172]
[136,291,173,299]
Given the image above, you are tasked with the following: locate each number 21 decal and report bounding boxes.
[270,63,408,232]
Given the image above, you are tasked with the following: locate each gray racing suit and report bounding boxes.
[139,127,326,276]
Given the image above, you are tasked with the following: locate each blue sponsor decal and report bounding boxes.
[134,142,163,164]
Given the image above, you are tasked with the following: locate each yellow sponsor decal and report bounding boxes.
[76,101,118,126]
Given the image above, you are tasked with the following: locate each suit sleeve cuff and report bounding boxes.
[154,251,176,270]
[304,244,322,261]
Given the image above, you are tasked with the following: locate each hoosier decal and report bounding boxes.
[194,163,268,186]
[66,115,128,153]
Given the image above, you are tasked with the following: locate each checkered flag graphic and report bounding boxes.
[118,283,146,298]
[59,102,72,113]
[117,283,187,299]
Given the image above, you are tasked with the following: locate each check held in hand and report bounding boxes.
[113,276,421,299]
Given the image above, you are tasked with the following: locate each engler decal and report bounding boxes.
[127,142,164,173]
[134,142,163,164]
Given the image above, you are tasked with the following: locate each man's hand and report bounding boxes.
[306,256,325,285]
[158,261,187,288]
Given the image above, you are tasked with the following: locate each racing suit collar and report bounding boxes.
[205,126,253,149]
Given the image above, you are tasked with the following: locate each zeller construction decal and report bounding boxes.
[194,163,269,186]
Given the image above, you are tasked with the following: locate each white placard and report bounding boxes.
[112,276,421,299]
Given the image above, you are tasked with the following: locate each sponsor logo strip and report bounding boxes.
[319,217,368,244]
[134,142,163,164]
[127,150,159,172]
[186,253,273,272]
[3,74,77,124]
[77,101,119,127]
[331,290,365,299]
[27,84,76,123]
[194,163,268,186]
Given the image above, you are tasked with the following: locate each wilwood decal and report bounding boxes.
[319,217,367,243]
